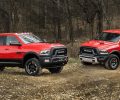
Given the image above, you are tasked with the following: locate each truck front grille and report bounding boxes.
[52,48,67,56]
[80,47,98,55]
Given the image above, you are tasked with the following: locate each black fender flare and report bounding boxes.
[22,51,40,66]
[110,50,120,58]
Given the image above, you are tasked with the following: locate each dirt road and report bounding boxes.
[0,58,120,100]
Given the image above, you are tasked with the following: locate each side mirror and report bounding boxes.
[10,41,22,46]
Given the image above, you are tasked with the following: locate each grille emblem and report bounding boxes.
[57,50,65,54]
[84,49,92,53]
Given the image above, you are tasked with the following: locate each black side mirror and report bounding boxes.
[10,41,22,46]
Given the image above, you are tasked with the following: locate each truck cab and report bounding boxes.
[79,29,120,70]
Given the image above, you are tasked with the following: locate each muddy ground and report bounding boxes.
[0,58,120,100]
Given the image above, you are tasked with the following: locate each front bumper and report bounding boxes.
[39,56,68,67]
[79,54,109,64]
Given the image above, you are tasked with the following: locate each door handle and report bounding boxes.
[5,49,9,50]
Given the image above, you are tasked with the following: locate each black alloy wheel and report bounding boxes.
[25,58,41,76]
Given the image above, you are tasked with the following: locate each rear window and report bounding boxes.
[0,36,6,45]
[6,36,19,45]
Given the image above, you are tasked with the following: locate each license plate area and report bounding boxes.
[80,55,98,64]
[52,57,68,63]
[82,58,93,62]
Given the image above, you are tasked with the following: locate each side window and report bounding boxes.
[0,36,6,46]
[6,36,19,45]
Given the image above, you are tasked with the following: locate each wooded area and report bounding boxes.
[0,0,120,42]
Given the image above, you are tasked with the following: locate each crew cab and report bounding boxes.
[79,29,120,70]
[0,33,68,76]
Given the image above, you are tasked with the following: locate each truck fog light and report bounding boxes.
[44,59,50,63]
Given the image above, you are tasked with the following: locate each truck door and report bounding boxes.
[4,35,23,60]
[0,36,7,59]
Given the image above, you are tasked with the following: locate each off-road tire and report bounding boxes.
[0,66,5,71]
[25,58,41,76]
[105,54,119,70]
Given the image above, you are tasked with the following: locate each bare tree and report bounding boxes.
[65,0,74,43]
[9,0,19,32]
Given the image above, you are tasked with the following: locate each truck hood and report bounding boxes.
[81,40,119,51]
[24,42,65,50]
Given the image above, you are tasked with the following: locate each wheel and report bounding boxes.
[0,66,5,71]
[25,58,41,76]
[105,54,119,70]
[48,66,63,74]
[81,61,92,65]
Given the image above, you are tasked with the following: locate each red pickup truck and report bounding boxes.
[80,29,120,70]
[0,33,68,76]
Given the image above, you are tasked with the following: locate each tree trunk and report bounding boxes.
[43,0,47,29]
[89,21,94,39]
[97,11,103,35]
[56,0,61,41]
[0,8,10,32]
[57,20,62,41]
[66,0,74,45]
[10,0,19,32]
[53,24,57,41]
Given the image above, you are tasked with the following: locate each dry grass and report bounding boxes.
[0,59,120,100]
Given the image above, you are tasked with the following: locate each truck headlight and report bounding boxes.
[99,50,109,55]
[40,50,50,55]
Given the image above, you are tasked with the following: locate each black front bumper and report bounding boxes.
[97,55,109,63]
[39,56,68,67]
[80,54,109,64]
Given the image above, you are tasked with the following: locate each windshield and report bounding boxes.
[95,32,120,42]
[18,33,43,44]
